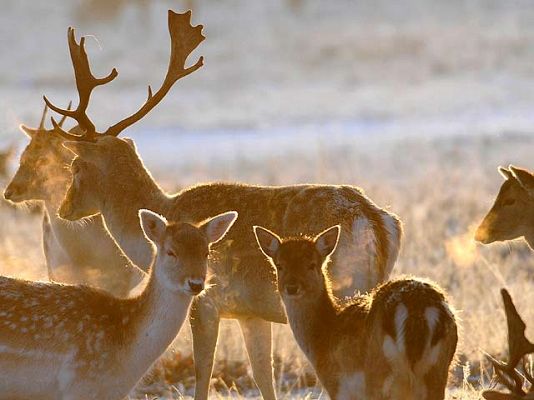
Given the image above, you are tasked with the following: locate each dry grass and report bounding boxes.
[0,132,532,399]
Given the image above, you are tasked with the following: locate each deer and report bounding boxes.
[42,9,402,400]
[0,207,237,400]
[482,289,534,400]
[3,104,145,296]
[475,166,534,250]
[253,224,458,400]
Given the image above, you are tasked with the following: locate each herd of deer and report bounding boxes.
[0,8,532,400]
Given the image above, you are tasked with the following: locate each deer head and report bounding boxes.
[254,225,340,299]
[4,104,74,203]
[483,289,534,400]
[140,209,237,295]
[475,166,534,249]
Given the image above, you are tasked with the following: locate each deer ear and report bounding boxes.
[314,225,341,258]
[139,209,168,245]
[510,165,534,196]
[200,211,238,245]
[122,137,138,151]
[62,141,99,160]
[19,124,37,138]
[254,226,281,259]
[498,166,513,180]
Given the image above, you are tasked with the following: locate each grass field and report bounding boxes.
[0,131,532,399]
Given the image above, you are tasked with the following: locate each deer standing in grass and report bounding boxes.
[3,106,144,296]
[482,289,534,400]
[45,10,402,400]
[475,166,534,250]
[0,208,237,400]
[254,225,458,400]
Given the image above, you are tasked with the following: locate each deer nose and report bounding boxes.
[285,284,300,296]
[4,185,16,200]
[187,280,204,295]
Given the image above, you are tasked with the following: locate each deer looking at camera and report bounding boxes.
[45,10,402,400]
[475,166,534,250]
[3,105,144,296]
[254,225,458,400]
[483,289,534,400]
[0,208,237,400]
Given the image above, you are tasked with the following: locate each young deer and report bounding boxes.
[4,105,144,296]
[483,289,534,399]
[0,208,237,400]
[475,166,534,250]
[45,10,401,400]
[254,225,458,400]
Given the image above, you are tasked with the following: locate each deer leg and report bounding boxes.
[238,318,277,400]
[190,296,220,400]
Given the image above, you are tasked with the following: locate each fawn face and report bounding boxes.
[140,210,237,295]
[58,136,140,220]
[475,166,534,244]
[254,225,340,299]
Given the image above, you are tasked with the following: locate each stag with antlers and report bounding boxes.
[483,289,534,400]
[41,10,403,400]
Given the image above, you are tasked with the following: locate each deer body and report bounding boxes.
[0,209,237,400]
[254,226,458,400]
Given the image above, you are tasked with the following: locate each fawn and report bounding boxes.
[0,208,237,400]
[254,225,458,400]
[475,165,534,250]
[41,9,402,400]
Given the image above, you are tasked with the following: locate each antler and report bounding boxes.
[483,289,534,399]
[44,27,118,141]
[103,10,204,137]
[45,10,204,142]
[20,102,71,137]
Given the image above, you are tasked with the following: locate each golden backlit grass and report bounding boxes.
[0,133,532,399]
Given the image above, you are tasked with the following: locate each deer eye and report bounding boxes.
[503,198,516,207]
[167,250,177,258]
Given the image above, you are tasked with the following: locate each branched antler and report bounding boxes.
[483,289,534,399]
[45,10,204,142]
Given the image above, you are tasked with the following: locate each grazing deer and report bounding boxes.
[0,208,237,400]
[4,105,144,296]
[45,9,402,400]
[483,289,534,400]
[254,225,458,400]
[475,166,534,250]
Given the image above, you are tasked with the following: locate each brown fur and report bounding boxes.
[58,135,403,400]
[0,209,236,399]
[255,227,458,400]
[475,166,534,250]
[4,126,144,296]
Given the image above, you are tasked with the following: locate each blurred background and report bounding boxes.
[1,1,534,398]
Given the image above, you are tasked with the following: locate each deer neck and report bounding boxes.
[282,278,338,367]
[124,260,192,378]
[100,171,170,270]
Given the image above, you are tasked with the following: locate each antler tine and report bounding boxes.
[38,103,49,130]
[58,101,73,128]
[484,289,534,398]
[501,289,534,369]
[104,10,204,137]
[43,27,118,140]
